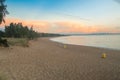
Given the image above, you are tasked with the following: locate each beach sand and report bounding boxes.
[0,38,120,80]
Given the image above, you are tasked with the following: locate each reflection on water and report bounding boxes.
[50,35,120,50]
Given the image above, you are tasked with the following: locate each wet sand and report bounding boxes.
[0,38,120,80]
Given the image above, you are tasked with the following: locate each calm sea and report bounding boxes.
[50,35,120,50]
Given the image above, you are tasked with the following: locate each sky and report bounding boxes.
[1,0,120,33]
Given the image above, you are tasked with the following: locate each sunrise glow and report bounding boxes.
[0,0,120,33]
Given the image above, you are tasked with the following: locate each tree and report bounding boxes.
[0,30,5,37]
[5,22,39,39]
[0,0,9,24]
[0,0,9,47]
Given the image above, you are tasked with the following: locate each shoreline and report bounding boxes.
[50,35,120,51]
[0,37,120,80]
[50,37,120,52]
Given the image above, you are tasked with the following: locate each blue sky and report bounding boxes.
[4,0,120,33]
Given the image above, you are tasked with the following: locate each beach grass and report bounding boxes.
[4,38,29,47]
[0,74,7,80]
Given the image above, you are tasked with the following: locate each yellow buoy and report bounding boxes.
[64,45,67,48]
[101,53,106,58]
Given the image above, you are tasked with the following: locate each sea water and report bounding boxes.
[50,35,120,50]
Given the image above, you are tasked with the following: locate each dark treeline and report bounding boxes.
[0,22,64,39]
[0,23,39,39]
[39,33,64,37]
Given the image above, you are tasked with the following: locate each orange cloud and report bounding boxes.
[54,22,99,33]
[0,18,119,33]
[55,22,120,33]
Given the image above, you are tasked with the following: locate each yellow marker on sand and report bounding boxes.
[102,53,106,58]
[64,45,67,48]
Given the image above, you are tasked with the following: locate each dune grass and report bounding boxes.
[4,38,29,47]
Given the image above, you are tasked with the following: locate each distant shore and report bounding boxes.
[0,38,120,80]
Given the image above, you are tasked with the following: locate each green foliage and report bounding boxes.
[5,23,39,39]
[0,0,9,24]
[0,0,9,47]
[0,30,5,37]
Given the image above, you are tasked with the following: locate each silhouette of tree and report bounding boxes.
[0,0,9,47]
[0,0,9,24]
[5,22,39,39]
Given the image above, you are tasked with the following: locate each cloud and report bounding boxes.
[116,26,120,29]
[114,0,120,4]
[54,22,99,33]
[54,22,120,33]
[1,18,120,33]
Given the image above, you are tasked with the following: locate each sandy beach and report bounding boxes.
[0,37,120,80]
